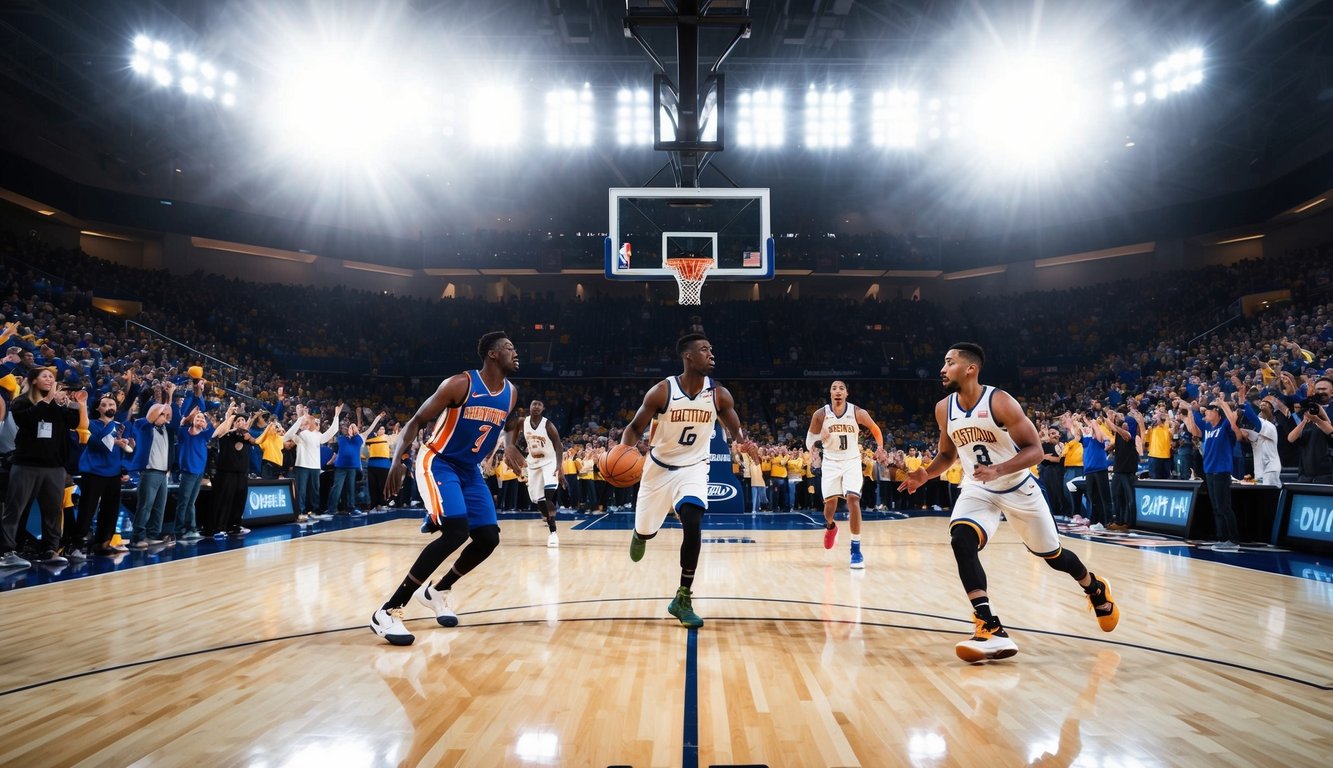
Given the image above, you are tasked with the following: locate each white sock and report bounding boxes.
[851,534,861,542]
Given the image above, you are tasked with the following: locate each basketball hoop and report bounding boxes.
[665,257,713,305]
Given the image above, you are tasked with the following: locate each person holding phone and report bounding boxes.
[1,368,87,568]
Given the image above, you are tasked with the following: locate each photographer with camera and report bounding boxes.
[1285,377,1333,484]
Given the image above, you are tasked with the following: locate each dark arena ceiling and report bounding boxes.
[0,0,1331,253]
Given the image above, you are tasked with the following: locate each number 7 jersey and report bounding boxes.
[947,385,1030,490]
[426,369,516,464]
[648,375,717,468]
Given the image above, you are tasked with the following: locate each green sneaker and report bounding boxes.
[667,586,704,628]
[629,532,646,562]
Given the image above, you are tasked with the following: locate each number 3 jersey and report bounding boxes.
[947,385,1030,490]
[648,375,717,469]
[425,369,515,465]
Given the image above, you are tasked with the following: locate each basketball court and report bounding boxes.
[2,514,1329,766]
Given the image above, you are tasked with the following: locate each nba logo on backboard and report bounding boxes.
[617,243,631,270]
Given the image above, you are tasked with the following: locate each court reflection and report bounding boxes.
[941,650,1121,768]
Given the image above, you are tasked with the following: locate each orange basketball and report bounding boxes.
[599,444,644,488]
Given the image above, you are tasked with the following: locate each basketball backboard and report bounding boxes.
[604,187,774,282]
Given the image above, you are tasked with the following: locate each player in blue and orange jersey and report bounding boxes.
[370,331,527,646]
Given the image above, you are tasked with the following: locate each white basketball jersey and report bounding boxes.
[649,376,717,468]
[524,416,555,466]
[821,403,861,462]
[946,386,1030,489]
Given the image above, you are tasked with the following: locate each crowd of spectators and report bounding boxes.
[0,226,1330,568]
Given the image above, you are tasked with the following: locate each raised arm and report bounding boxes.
[316,403,344,443]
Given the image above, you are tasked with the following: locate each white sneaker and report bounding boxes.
[66,548,87,561]
[547,532,560,548]
[1088,523,1106,532]
[415,583,459,627]
[0,551,32,569]
[369,607,415,646]
[1211,541,1240,552]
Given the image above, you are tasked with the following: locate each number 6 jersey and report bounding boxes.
[947,385,1029,490]
[648,375,717,468]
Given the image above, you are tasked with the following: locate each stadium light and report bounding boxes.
[1127,47,1204,103]
[871,88,920,148]
[966,53,1092,168]
[545,84,595,147]
[736,89,785,148]
[128,34,240,105]
[614,88,653,146]
[467,86,522,146]
[803,86,852,148]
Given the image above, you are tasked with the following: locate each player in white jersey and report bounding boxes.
[522,400,566,547]
[806,381,890,568]
[900,343,1120,662]
[620,333,745,628]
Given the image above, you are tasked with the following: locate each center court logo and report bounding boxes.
[707,483,738,501]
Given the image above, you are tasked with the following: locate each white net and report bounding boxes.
[666,258,712,305]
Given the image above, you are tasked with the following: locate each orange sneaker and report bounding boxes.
[1086,574,1119,632]
[955,614,1019,663]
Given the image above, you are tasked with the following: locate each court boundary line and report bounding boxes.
[2,597,1328,697]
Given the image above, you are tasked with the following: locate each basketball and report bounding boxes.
[599,444,644,487]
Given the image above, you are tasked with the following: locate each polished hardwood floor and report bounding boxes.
[1,516,1330,767]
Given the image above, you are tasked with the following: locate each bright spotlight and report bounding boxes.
[152,40,170,60]
[178,52,196,71]
[871,88,919,148]
[133,35,151,52]
[152,67,173,87]
[544,85,595,147]
[130,55,151,74]
[200,62,217,80]
[966,53,1091,168]
[1152,83,1168,99]
[1132,69,1146,84]
[220,92,235,107]
[614,88,652,146]
[181,76,199,94]
[1133,91,1147,105]
[467,86,522,146]
[1152,61,1168,80]
[1264,0,1280,5]
[737,88,785,148]
[202,85,216,100]
[222,71,237,87]
[803,86,852,148]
